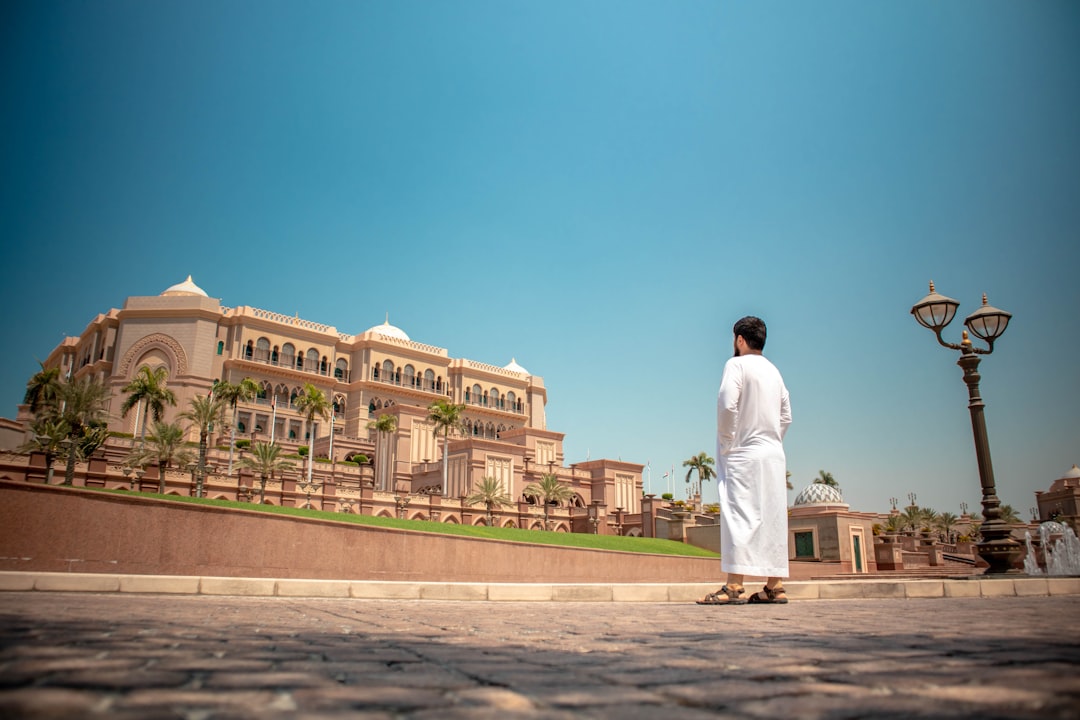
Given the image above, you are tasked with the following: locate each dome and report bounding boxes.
[366,317,410,341]
[504,358,529,375]
[161,275,208,297]
[793,482,845,506]
[1061,464,1080,480]
[1039,521,1068,537]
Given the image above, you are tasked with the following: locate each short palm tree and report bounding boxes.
[523,472,574,530]
[237,442,296,504]
[19,417,69,484]
[884,513,905,535]
[427,398,466,497]
[54,376,110,485]
[120,366,177,443]
[919,507,939,533]
[179,394,227,497]
[900,505,923,534]
[998,504,1020,526]
[127,420,194,493]
[214,377,260,476]
[936,511,959,543]
[682,452,716,498]
[24,362,62,415]
[814,470,839,488]
[465,476,515,527]
[367,413,398,491]
[294,383,331,488]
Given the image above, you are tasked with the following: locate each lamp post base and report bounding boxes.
[977,533,1024,574]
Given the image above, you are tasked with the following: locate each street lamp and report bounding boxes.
[910,281,1021,574]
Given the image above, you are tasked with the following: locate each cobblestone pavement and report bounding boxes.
[0,593,1077,719]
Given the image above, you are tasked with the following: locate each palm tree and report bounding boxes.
[465,476,515,527]
[998,504,1021,525]
[214,377,260,476]
[128,420,194,493]
[523,472,575,530]
[54,376,110,485]
[19,417,69,484]
[919,507,939,533]
[179,394,226,497]
[682,452,716,498]
[120,366,177,443]
[786,470,793,491]
[293,383,331,489]
[814,470,839,488]
[427,398,466,497]
[237,442,296,504]
[936,511,959,543]
[24,362,62,415]
[900,505,923,534]
[884,513,905,535]
[367,413,398,492]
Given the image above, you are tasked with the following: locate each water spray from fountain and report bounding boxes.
[1022,522,1080,576]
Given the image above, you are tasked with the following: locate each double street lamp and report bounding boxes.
[910,281,1021,574]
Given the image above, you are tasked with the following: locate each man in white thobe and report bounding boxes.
[700,316,791,605]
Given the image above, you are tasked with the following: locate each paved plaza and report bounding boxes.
[0,592,1077,719]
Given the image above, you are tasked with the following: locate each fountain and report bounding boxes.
[1022,522,1080,575]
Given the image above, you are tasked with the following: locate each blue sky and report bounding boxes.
[2,1,1078,517]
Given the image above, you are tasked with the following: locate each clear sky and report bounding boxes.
[2,1,1078,517]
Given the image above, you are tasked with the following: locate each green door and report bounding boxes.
[853,534,863,572]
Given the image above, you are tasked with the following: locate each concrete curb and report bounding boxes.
[1,571,1079,601]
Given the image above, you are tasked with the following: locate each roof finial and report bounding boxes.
[385,312,389,325]
[928,280,935,292]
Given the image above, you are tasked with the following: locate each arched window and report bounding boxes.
[257,382,268,400]
[368,400,376,416]
[506,391,517,411]
[485,422,495,439]
[403,364,415,387]
[306,349,319,371]
[237,421,246,433]
[289,429,296,440]
[320,356,328,374]
[255,337,270,362]
[271,346,279,364]
[423,369,435,390]
[216,341,224,356]
[490,388,500,409]
[280,343,295,367]
[244,340,253,359]
[472,384,482,405]
[290,388,300,406]
[335,358,348,380]
[382,360,395,383]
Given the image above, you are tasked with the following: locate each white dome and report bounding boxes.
[504,358,529,375]
[161,275,208,297]
[1040,520,1069,536]
[793,482,845,506]
[1061,464,1080,480]
[366,318,410,341]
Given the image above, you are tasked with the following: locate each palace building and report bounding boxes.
[20,276,643,531]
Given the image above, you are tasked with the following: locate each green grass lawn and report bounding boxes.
[102,489,718,558]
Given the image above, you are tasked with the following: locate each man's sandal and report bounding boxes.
[748,585,788,604]
[696,584,747,605]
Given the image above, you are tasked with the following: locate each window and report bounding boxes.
[216,341,224,356]
[335,359,348,380]
[794,531,815,559]
[306,349,319,371]
[281,343,295,366]
[382,360,395,382]
[424,369,435,390]
[244,341,253,359]
[490,389,500,409]
[506,391,516,411]
[255,337,270,362]
[271,346,279,364]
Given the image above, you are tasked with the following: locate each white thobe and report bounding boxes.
[716,354,792,577]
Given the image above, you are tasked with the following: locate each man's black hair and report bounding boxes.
[733,316,767,351]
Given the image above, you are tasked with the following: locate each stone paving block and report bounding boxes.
[903,580,945,598]
[0,687,107,715]
[942,579,982,598]
[1013,577,1050,597]
[611,584,669,602]
[419,583,488,601]
[118,574,200,594]
[33,572,120,593]
[275,578,351,597]
[551,584,613,602]
[817,581,905,599]
[199,576,277,596]
[350,581,423,599]
[487,583,554,601]
[978,578,1017,597]
[0,572,35,591]
[1047,577,1080,596]
[291,685,444,711]
[666,584,715,603]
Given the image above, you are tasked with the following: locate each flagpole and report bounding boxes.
[270,400,277,444]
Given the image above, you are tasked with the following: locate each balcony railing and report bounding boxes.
[370,370,452,397]
[241,349,351,382]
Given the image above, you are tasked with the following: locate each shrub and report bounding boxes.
[298,446,309,457]
[661,493,674,501]
[108,431,134,438]
[235,439,251,449]
[348,454,369,464]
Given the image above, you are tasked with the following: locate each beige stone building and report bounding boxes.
[22,276,643,531]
